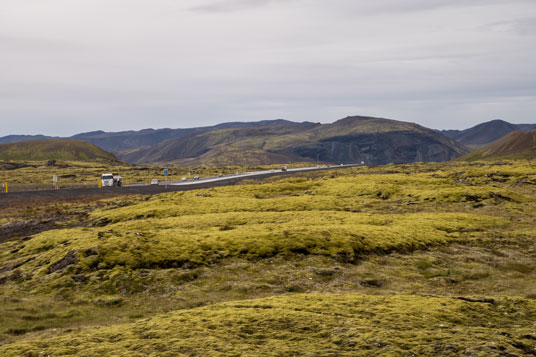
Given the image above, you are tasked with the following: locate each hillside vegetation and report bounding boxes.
[0,120,315,150]
[121,116,468,166]
[0,139,120,163]
[461,131,536,161]
[0,160,535,355]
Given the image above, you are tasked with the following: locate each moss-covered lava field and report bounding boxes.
[0,160,535,355]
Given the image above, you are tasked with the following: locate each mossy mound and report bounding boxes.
[0,173,509,297]
[1,293,535,356]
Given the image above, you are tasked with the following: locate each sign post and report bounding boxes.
[164,169,168,188]
[53,175,58,189]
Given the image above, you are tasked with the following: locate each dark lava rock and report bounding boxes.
[0,161,33,170]
[84,247,99,257]
[314,268,338,276]
[0,256,35,273]
[48,251,78,273]
[360,279,383,287]
[71,275,88,283]
[92,218,111,227]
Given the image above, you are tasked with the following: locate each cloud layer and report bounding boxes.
[1,0,535,135]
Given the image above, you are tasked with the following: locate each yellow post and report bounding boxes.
[98,180,102,188]
[5,183,7,194]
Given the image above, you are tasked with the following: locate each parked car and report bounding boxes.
[193,176,200,180]
[181,177,187,181]
[150,179,159,185]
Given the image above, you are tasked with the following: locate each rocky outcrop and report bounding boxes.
[286,131,466,165]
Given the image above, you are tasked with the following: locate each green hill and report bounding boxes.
[461,131,536,161]
[121,116,469,165]
[0,139,121,163]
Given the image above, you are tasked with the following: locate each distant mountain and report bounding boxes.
[0,139,120,163]
[70,120,315,153]
[0,134,55,144]
[121,116,469,166]
[0,120,315,154]
[441,120,536,148]
[516,124,536,132]
[460,131,536,161]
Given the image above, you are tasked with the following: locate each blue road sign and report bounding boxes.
[164,169,168,176]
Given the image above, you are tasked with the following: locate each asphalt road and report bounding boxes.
[0,164,360,206]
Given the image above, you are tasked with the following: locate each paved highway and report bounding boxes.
[143,164,359,187]
[0,164,361,206]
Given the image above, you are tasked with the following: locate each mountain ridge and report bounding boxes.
[441,119,536,148]
[0,119,316,153]
[120,116,469,166]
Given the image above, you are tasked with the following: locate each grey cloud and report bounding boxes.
[0,35,77,53]
[190,0,288,13]
[485,17,536,36]
[0,0,535,136]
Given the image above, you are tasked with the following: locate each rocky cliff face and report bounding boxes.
[286,131,466,165]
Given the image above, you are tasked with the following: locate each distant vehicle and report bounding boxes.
[193,176,200,180]
[181,177,187,181]
[281,166,287,172]
[150,179,159,185]
[101,173,122,187]
[217,174,223,177]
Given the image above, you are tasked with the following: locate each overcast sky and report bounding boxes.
[1,0,535,136]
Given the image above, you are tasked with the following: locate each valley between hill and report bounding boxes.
[0,160,535,355]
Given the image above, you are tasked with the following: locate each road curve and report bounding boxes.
[0,165,360,206]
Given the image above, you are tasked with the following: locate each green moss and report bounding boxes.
[1,293,535,356]
[0,160,535,353]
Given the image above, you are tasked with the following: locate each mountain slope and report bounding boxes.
[71,119,315,153]
[121,116,469,166]
[461,131,536,161]
[441,119,536,148]
[278,116,467,165]
[0,139,121,163]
